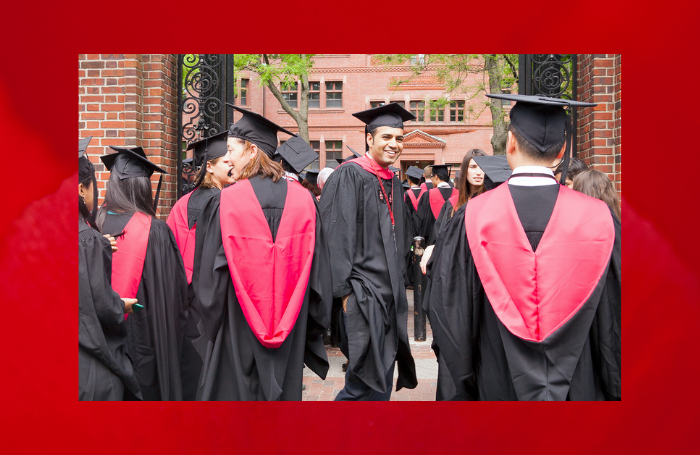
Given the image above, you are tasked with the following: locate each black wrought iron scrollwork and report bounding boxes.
[176,54,235,198]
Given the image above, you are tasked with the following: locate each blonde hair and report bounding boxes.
[196,156,222,189]
[572,169,621,220]
[233,138,284,182]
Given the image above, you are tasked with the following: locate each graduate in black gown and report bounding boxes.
[97,146,188,401]
[426,94,621,401]
[319,103,418,400]
[79,136,141,401]
[415,164,458,248]
[274,134,320,185]
[193,105,332,401]
[167,131,234,400]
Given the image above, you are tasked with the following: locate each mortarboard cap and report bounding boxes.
[299,171,306,182]
[402,179,410,190]
[405,166,424,181]
[101,146,167,211]
[430,164,453,181]
[275,136,319,174]
[101,146,167,179]
[389,165,400,174]
[352,103,416,151]
[472,155,512,190]
[79,136,92,160]
[227,103,295,156]
[305,169,319,186]
[486,93,595,153]
[186,131,229,166]
[182,157,194,164]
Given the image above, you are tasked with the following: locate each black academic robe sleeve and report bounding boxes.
[79,223,141,400]
[415,190,436,243]
[427,199,454,246]
[402,190,415,287]
[125,219,188,401]
[318,166,359,299]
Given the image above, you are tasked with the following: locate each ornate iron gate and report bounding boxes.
[518,54,578,157]
[176,54,235,198]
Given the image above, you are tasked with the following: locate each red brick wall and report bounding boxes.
[576,54,622,194]
[78,54,178,219]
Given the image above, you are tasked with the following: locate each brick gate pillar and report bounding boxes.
[79,54,179,219]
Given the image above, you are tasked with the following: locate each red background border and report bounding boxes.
[2,1,699,452]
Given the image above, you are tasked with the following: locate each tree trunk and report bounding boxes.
[260,55,310,145]
[486,54,508,155]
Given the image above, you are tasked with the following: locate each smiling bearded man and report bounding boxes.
[319,103,418,400]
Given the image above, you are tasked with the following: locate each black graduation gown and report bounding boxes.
[193,176,332,401]
[425,184,621,400]
[79,219,141,401]
[102,212,188,401]
[180,187,219,401]
[416,186,454,245]
[319,162,417,394]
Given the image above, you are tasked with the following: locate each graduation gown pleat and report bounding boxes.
[79,219,141,400]
[424,185,621,400]
[415,187,454,245]
[102,212,188,401]
[319,162,417,394]
[193,176,332,401]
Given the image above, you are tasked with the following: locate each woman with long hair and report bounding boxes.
[166,131,234,400]
[573,169,622,221]
[78,137,141,401]
[193,105,332,401]
[97,146,188,401]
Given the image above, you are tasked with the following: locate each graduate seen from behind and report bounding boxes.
[97,146,188,401]
[427,94,621,400]
[192,104,332,401]
[319,103,418,401]
[79,136,141,401]
[415,163,459,249]
[166,131,234,400]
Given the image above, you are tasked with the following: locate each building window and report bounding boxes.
[240,79,248,106]
[501,90,511,105]
[410,101,425,122]
[308,141,320,170]
[309,82,320,109]
[370,101,385,108]
[325,140,343,169]
[411,54,426,65]
[450,101,465,122]
[326,81,343,108]
[430,103,444,122]
[281,82,298,108]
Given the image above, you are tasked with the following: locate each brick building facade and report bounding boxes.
[78,54,621,218]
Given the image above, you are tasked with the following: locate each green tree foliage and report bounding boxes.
[233,54,316,142]
[374,54,519,154]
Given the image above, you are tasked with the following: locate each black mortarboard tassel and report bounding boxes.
[352,102,416,152]
[101,146,168,211]
[486,93,596,184]
[226,103,295,156]
[471,155,512,190]
[275,135,319,174]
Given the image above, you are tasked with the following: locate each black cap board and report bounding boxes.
[186,131,229,166]
[227,103,295,156]
[336,144,363,164]
[182,157,194,164]
[79,136,98,219]
[101,146,167,211]
[275,136,319,174]
[430,164,453,181]
[486,93,597,185]
[352,103,416,151]
[472,155,512,190]
[389,165,400,174]
[299,171,306,182]
[402,179,410,190]
[305,169,319,186]
[405,166,424,181]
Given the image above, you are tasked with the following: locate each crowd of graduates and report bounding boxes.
[79,96,620,401]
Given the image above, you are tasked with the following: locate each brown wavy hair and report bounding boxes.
[452,149,487,216]
[572,169,621,220]
[194,156,223,189]
[234,138,284,183]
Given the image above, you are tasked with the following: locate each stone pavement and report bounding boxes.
[302,288,438,401]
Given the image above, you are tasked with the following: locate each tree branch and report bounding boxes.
[502,54,518,80]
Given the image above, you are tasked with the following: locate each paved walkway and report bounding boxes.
[302,289,438,401]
